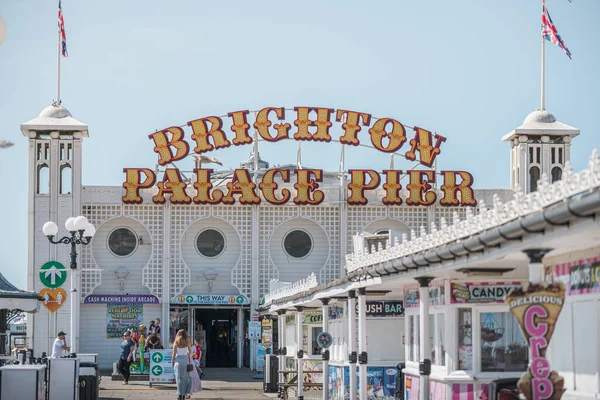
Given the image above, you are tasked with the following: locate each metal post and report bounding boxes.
[277,310,286,399]
[357,288,368,400]
[416,277,433,400]
[69,232,77,354]
[321,299,330,400]
[237,308,244,368]
[296,307,304,400]
[348,291,357,400]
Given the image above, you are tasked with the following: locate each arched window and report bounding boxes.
[37,164,49,194]
[529,166,540,192]
[60,165,72,194]
[551,167,562,183]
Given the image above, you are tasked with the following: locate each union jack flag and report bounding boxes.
[541,0,571,59]
[58,0,68,57]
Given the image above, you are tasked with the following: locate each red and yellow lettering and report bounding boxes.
[404,127,446,167]
[122,168,156,204]
[227,110,253,146]
[152,169,191,204]
[336,109,371,146]
[440,171,477,206]
[148,127,190,165]
[193,169,224,204]
[382,170,403,205]
[347,170,380,205]
[368,118,407,153]
[406,170,436,206]
[253,107,291,142]
[259,169,291,205]
[293,169,324,205]
[188,116,231,154]
[222,169,261,204]
[293,107,334,142]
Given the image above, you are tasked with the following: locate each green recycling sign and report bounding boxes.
[39,261,67,288]
[149,349,175,385]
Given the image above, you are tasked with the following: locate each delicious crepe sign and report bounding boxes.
[505,282,566,400]
[122,106,476,207]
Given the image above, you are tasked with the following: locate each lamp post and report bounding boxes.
[42,216,95,354]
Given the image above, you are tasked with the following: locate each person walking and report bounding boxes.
[118,330,136,384]
[51,331,70,358]
[171,329,193,400]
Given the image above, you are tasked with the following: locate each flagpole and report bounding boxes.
[57,22,61,105]
[541,33,545,111]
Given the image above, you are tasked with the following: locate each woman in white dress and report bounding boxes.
[171,329,192,400]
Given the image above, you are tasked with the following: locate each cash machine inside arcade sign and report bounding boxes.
[122,106,476,207]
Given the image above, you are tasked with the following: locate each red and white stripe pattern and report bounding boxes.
[452,383,474,400]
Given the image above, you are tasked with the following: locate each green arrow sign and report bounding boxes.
[152,352,163,363]
[39,261,67,288]
[151,365,163,376]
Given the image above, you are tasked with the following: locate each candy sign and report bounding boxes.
[506,283,566,400]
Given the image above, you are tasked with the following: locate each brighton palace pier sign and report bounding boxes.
[122,106,476,207]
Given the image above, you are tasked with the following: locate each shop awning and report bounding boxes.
[0,273,42,313]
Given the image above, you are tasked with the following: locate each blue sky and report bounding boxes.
[1,1,599,288]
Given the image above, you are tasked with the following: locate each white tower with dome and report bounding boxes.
[21,103,88,353]
[503,109,579,193]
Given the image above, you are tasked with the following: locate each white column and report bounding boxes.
[237,308,244,368]
[524,248,552,284]
[417,278,433,400]
[26,137,36,353]
[296,308,304,400]
[357,289,368,400]
[321,300,330,400]
[278,311,286,398]
[161,202,171,345]
[72,135,83,355]
[348,291,357,400]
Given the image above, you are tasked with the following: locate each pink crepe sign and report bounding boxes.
[506,283,566,400]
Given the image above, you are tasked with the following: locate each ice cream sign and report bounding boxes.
[506,282,566,400]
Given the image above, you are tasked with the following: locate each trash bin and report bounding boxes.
[395,362,405,400]
[488,378,519,400]
[79,361,99,400]
[48,357,79,400]
[0,365,46,400]
[263,355,279,393]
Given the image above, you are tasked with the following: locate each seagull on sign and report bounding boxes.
[192,154,223,166]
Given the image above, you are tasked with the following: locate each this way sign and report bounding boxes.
[149,349,175,386]
[39,261,67,289]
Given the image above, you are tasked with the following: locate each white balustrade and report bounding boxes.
[344,149,600,274]
[263,272,318,305]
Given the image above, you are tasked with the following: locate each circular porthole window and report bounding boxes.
[196,229,226,258]
[107,227,138,257]
[283,230,313,259]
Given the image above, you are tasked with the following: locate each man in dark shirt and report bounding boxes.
[118,331,135,384]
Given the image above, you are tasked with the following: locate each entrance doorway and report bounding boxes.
[193,308,238,367]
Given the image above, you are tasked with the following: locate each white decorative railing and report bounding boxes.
[263,272,318,305]
[346,149,600,274]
